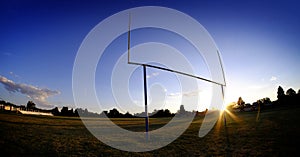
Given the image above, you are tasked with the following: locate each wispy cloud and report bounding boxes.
[270,76,277,81]
[168,92,181,97]
[146,72,159,79]
[168,90,200,97]
[9,72,20,79]
[183,90,200,97]
[0,75,60,108]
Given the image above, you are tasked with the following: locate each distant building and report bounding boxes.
[17,109,53,116]
[2,104,17,111]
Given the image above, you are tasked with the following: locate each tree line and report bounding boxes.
[51,105,191,118]
[1,99,196,118]
[4,85,296,117]
[232,86,300,111]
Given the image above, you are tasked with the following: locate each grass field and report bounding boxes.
[0,106,300,156]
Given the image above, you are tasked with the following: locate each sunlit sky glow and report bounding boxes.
[1,0,300,113]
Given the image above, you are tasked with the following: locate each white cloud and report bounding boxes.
[183,90,200,97]
[168,90,200,97]
[270,76,277,81]
[0,75,60,108]
[9,71,20,78]
[168,92,181,97]
[146,72,159,79]
[152,72,159,76]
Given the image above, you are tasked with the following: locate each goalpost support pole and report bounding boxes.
[221,85,227,127]
[143,65,149,140]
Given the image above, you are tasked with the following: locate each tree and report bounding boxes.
[0,100,6,105]
[124,112,133,118]
[51,107,60,116]
[237,97,245,111]
[237,97,245,105]
[151,109,173,118]
[298,89,300,95]
[108,108,120,118]
[262,97,271,105]
[286,88,296,96]
[68,108,74,116]
[61,107,69,116]
[178,105,186,114]
[26,101,36,109]
[99,111,108,117]
[0,100,6,110]
[164,109,172,117]
[277,86,285,99]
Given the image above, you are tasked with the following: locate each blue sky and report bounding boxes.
[1,0,300,113]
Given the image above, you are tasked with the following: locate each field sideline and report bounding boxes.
[0,106,300,156]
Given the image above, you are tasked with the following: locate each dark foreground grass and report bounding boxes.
[0,106,300,156]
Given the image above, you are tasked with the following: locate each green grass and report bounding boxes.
[0,107,300,156]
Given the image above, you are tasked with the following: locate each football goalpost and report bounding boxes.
[127,14,227,140]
